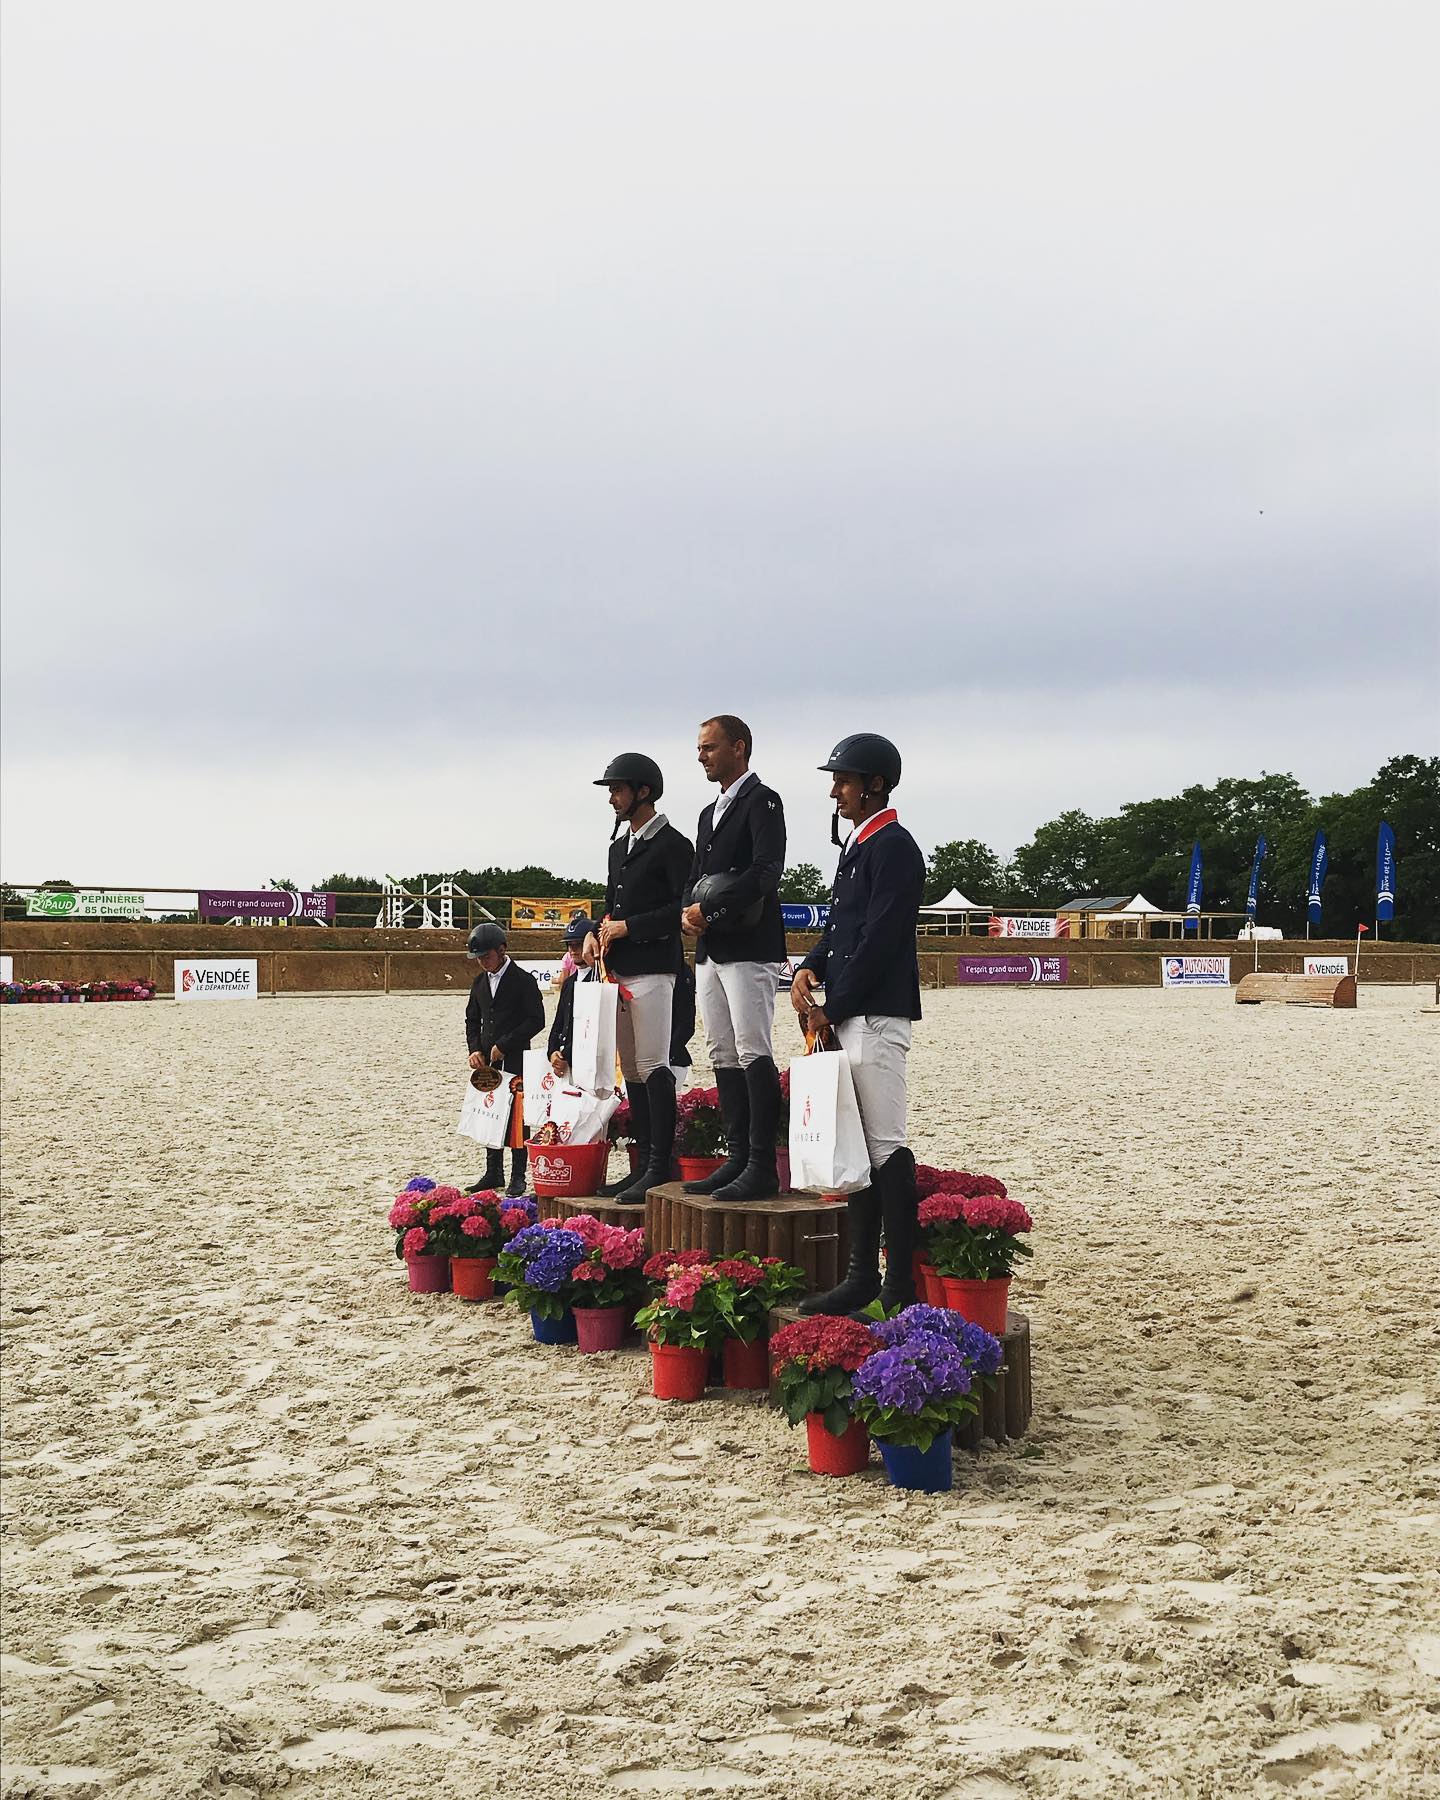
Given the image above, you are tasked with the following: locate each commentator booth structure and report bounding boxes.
[1056,893,1247,940]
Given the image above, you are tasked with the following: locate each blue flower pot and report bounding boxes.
[530,1307,577,1345]
[877,1431,953,1493]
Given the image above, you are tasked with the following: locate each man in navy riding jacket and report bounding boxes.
[680,714,787,1200]
[792,732,925,1315]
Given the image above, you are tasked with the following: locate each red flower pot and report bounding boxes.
[650,1341,708,1401]
[940,1275,1010,1335]
[451,1256,497,1301]
[805,1413,870,1476]
[675,1155,725,1183]
[406,1253,451,1294]
[920,1262,946,1307]
[775,1148,792,1194]
[527,1140,609,1197]
[721,1336,769,1390]
[575,1304,628,1352]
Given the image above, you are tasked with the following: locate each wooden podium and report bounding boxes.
[644,1183,851,1297]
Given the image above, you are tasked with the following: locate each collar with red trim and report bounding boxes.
[853,807,898,845]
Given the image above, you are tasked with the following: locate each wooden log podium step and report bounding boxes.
[1235,972,1357,1008]
[644,1183,851,1298]
[768,1305,1033,1446]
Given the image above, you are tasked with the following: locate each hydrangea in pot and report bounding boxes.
[673,1085,726,1182]
[769,1314,878,1475]
[566,1214,648,1351]
[849,1305,1002,1492]
[387,1177,452,1293]
[497,1220,586,1343]
[918,1192,1032,1334]
[635,1252,733,1401]
[430,1189,536,1301]
[710,1252,805,1390]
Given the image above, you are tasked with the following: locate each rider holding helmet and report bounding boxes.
[680,714,787,1200]
[585,753,694,1206]
[463,921,545,1197]
[791,733,925,1314]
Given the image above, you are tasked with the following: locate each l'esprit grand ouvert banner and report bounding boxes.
[1161,955,1231,988]
[781,904,830,930]
[956,955,1068,985]
[987,916,1059,938]
[27,890,147,919]
[174,959,259,1001]
[510,897,596,930]
[198,890,335,923]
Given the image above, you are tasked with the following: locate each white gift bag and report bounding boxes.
[547,1085,620,1146]
[522,1049,560,1130]
[570,978,619,1093]
[787,1047,871,1194]
[457,1077,513,1148]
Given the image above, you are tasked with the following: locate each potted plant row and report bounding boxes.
[388,1177,537,1295]
[2,979,157,1004]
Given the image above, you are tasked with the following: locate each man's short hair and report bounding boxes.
[703,714,753,760]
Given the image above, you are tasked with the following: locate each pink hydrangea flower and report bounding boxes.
[963,1194,1032,1234]
[665,1269,708,1312]
[460,1215,493,1238]
[402,1226,430,1259]
[388,1200,420,1230]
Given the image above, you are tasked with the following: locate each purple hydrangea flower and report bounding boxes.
[507,1224,585,1293]
[405,1176,437,1192]
[871,1305,1004,1377]
[849,1329,973,1414]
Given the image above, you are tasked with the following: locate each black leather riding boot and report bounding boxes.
[712,1057,781,1202]
[466,1147,506,1195]
[600,1082,649,1197]
[798,1187,881,1314]
[616,1068,677,1206]
[682,1065,749,1193]
[506,1148,529,1197]
[874,1146,919,1313]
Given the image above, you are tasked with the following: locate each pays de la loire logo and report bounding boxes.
[801,1097,812,1126]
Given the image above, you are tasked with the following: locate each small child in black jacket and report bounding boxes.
[464,922,545,1196]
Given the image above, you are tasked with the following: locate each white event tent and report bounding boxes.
[917,887,990,934]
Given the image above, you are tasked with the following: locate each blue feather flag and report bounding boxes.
[1245,835,1267,921]
[1375,821,1396,922]
[1183,840,1203,933]
[1306,830,1329,927]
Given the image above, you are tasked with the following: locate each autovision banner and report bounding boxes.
[956,955,1068,985]
[199,889,335,923]
[27,890,147,919]
[1161,955,1231,988]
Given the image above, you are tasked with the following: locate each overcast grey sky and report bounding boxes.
[3,2,1436,886]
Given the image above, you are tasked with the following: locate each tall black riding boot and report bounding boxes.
[683,1066,748,1194]
[798,1187,881,1315]
[874,1146,919,1313]
[712,1057,781,1201]
[600,1083,648,1197]
[506,1147,529,1197]
[616,1068,676,1206]
[466,1147,506,1195]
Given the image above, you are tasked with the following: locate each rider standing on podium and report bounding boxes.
[791,733,925,1314]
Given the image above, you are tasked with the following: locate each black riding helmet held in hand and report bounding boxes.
[466,921,508,959]
[691,870,764,933]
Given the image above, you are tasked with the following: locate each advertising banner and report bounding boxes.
[956,955,1068,985]
[1303,956,1349,977]
[1306,831,1329,927]
[510,896,595,930]
[987,916,1058,938]
[1376,821,1396,922]
[1184,841,1203,932]
[1246,836,1267,921]
[514,958,566,989]
[1161,955,1231,988]
[781,904,830,931]
[199,889,334,923]
[174,958,259,1001]
[27,890,147,919]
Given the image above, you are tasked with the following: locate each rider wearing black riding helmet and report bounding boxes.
[463,920,545,1197]
[790,733,925,1315]
[584,754,694,1206]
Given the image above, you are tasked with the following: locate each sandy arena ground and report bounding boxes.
[2,986,1437,1800]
